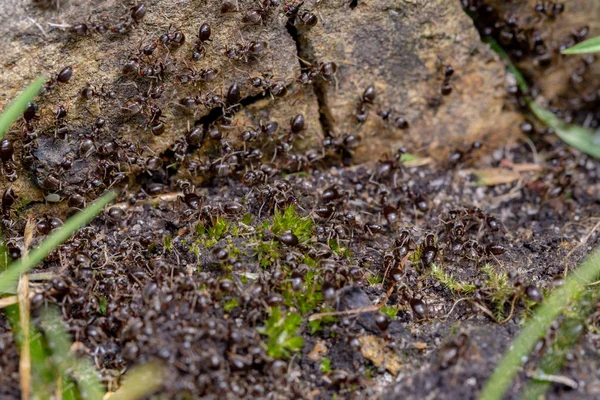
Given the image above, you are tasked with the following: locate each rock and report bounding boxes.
[298,0,520,162]
[337,286,403,335]
[358,335,402,375]
[0,0,315,204]
[0,0,520,213]
[467,0,600,125]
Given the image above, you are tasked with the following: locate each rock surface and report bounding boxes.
[299,0,519,162]
[467,0,600,125]
[0,0,518,211]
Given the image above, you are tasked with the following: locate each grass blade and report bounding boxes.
[529,103,600,159]
[484,38,529,92]
[479,247,600,400]
[41,307,105,400]
[108,362,164,400]
[561,36,600,54]
[0,77,45,139]
[486,37,600,159]
[0,191,116,294]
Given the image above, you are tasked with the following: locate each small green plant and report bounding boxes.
[481,264,516,321]
[381,305,399,319]
[223,297,240,313]
[256,239,280,267]
[430,264,476,294]
[259,307,304,359]
[163,234,172,252]
[272,205,312,243]
[561,35,600,54]
[208,217,229,241]
[320,357,331,373]
[409,247,422,265]
[327,239,351,258]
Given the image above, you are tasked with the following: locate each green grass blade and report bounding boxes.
[41,307,105,400]
[561,36,600,54]
[0,191,116,294]
[484,38,529,92]
[529,103,600,159]
[479,247,600,400]
[5,305,57,396]
[108,362,164,400]
[0,233,7,272]
[0,76,45,139]
[485,38,600,159]
[520,318,585,399]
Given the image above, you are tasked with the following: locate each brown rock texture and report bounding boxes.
[0,0,518,212]
[467,0,600,124]
[298,0,518,163]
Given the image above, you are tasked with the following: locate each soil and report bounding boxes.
[1,1,600,400]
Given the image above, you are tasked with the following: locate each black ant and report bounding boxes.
[80,83,117,101]
[225,40,269,63]
[297,61,338,85]
[355,84,375,123]
[176,67,219,85]
[160,25,185,48]
[283,2,318,28]
[55,104,69,138]
[193,23,212,60]
[242,0,279,25]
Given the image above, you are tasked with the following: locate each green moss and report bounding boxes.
[98,296,107,315]
[163,235,172,252]
[307,307,337,334]
[481,264,516,321]
[320,358,331,373]
[223,298,240,313]
[328,240,351,258]
[381,305,399,319]
[257,240,280,267]
[241,213,254,225]
[409,247,422,264]
[430,264,476,294]
[259,307,304,359]
[272,205,312,243]
[368,274,383,285]
[207,217,229,244]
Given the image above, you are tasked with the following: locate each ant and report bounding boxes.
[441,62,454,95]
[55,104,69,138]
[193,23,212,60]
[355,84,375,123]
[297,60,338,85]
[179,90,225,114]
[247,74,289,98]
[176,67,219,85]
[371,147,406,187]
[80,83,117,101]
[242,0,279,25]
[225,40,269,63]
[283,2,318,28]
[534,1,564,18]
[160,25,185,49]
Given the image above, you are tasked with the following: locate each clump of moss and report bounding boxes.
[430,264,477,294]
[481,264,516,321]
[271,205,312,244]
[259,307,304,359]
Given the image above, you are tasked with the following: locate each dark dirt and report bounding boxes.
[1,0,600,399]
